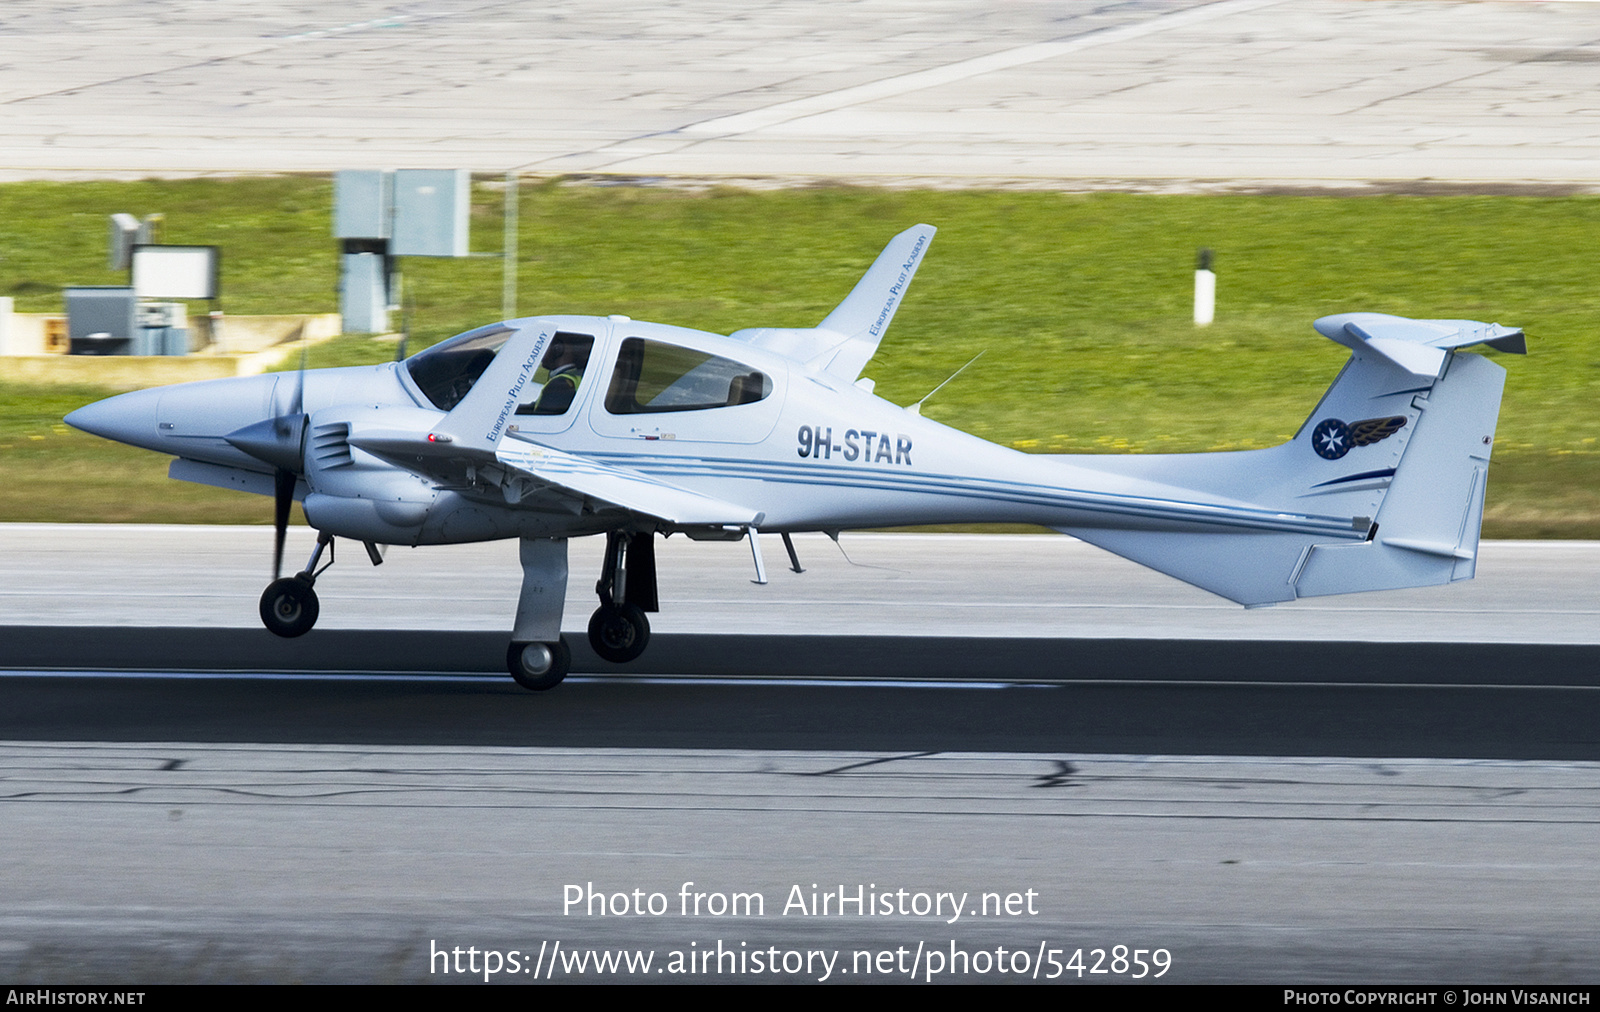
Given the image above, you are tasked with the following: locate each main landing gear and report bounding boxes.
[507,638,572,692]
[505,531,660,691]
[508,536,571,690]
[588,530,656,663]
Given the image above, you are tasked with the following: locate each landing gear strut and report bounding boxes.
[259,530,334,637]
[588,531,656,663]
[508,537,571,690]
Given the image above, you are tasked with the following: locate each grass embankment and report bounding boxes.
[2,179,1596,534]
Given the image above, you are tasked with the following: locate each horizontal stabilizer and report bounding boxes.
[1315,313,1525,379]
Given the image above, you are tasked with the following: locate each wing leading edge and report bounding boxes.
[348,426,760,529]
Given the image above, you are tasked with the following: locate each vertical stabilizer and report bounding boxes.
[1056,328,1509,606]
[1292,351,1503,597]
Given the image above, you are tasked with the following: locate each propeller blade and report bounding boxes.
[288,339,307,419]
[273,467,295,580]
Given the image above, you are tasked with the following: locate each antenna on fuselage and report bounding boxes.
[824,530,903,573]
[907,350,985,416]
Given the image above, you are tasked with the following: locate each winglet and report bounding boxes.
[430,322,555,451]
[810,223,936,381]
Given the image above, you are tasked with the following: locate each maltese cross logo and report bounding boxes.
[1312,419,1351,460]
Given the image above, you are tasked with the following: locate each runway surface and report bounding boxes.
[1,0,1597,185]
[7,526,1600,642]
[3,529,1599,982]
[2,741,1597,983]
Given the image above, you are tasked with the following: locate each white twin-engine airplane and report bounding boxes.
[66,224,1525,690]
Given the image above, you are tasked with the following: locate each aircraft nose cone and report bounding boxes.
[64,388,164,450]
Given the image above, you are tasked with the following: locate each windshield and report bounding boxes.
[407,324,596,413]
[406,324,515,411]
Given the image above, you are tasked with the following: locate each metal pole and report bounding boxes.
[502,170,519,320]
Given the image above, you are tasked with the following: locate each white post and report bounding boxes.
[0,296,12,355]
[1194,248,1215,326]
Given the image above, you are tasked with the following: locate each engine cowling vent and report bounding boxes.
[311,421,353,470]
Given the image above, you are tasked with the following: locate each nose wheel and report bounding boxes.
[588,602,649,663]
[260,575,319,638]
[258,529,353,639]
[507,638,571,690]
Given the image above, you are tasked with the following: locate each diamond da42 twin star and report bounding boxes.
[65,224,1524,689]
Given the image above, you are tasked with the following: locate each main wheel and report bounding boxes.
[587,602,650,663]
[506,638,571,691]
[259,576,319,638]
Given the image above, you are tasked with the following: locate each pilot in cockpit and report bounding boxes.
[520,333,594,415]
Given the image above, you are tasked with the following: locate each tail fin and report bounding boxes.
[1056,314,1519,606]
[1292,348,1502,598]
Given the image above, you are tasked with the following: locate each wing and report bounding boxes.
[348,427,761,528]
[493,436,761,527]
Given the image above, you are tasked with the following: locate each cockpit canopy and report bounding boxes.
[406,321,773,418]
[406,324,514,411]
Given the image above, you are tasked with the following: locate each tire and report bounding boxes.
[507,637,571,691]
[260,576,319,638]
[587,602,650,663]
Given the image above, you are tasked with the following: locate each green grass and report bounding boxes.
[4,179,1598,534]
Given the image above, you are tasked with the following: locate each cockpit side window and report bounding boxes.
[516,332,595,416]
[604,337,772,415]
[405,324,515,411]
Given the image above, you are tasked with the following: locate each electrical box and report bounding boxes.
[137,301,189,355]
[334,170,393,240]
[391,169,470,257]
[341,253,389,333]
[66,286,137,355]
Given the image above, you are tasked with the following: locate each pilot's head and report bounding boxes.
[543,335,575,370]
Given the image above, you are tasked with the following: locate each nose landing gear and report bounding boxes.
[258,531,385,638]
[259,530,335,638]
[260,574,320,638]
